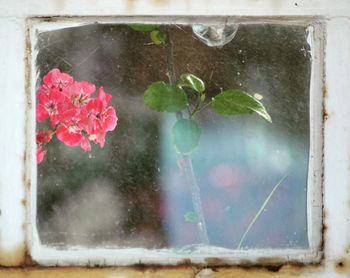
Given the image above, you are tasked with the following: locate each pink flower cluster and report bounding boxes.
[36,68,118,164]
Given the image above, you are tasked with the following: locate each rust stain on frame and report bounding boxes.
[203,264,323,277]
[19,21,34,267]
[24,20,33,187]
[334,258,350,275]
[323,84,328,98]
[0,267,196,278]
[0,245,26,266]
[323,111,329,120]
[0,265,326,277]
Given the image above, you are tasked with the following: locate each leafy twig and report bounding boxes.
[165,29,209,244]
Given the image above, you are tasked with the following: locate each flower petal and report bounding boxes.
[80,137,91,152]
[36,146,47,164]
[102,107,118,131]
[97,87,112,106]
[36,104,49,122]
[50,114,60,128]
[56,125,82,146]
[36,130,53,145]
[94,132,106,148]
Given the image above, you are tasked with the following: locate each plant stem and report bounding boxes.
[183,154,209,244]
[165,30,209,244]
[237,173,288,249]
[190,99,213,119]
[189,96,201,119]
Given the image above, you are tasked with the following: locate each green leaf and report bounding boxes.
[150,30,167,45]
[211,90,272,122]
[144,81,188,112]
[184,211,199,223]
[128,24,160,32]
[179,73,205,94]
[172,119,201,154]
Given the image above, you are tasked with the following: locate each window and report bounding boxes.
[1,1,350,277]
[30,18,322,265]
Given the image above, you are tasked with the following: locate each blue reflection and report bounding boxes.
[160,114,308,249]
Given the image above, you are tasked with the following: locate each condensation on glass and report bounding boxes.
[35,23,311,251]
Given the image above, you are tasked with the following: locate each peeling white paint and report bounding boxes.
[306,23,324,258]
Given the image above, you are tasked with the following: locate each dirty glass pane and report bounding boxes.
[35,23,310,250]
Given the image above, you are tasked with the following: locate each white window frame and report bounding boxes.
[26,17,324,266]
[0,1,349,276]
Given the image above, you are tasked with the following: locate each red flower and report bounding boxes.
[36,69,118,163]
[56,107,91,151]
[37,146,47,164]
[36,130,53,145]
[85,87,118,147]
[56,124,84,147]
[65,81,96,107]
[36,88,66,127]
[43,68,73,91]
